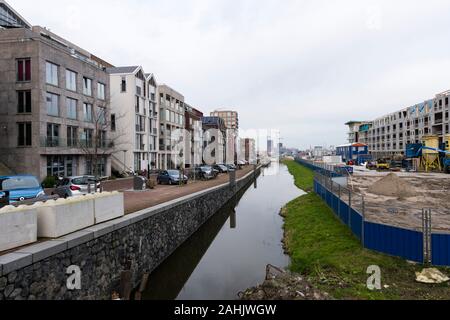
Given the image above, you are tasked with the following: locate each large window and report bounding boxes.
[66,98,77,120]
[46,62,58,86]
[96,106,106,125]
[47,156,74,178]
[66,69,77,91]
[83,103,93,122]
[83,77,92,96]
[17,58,31,82]
[67,126,78,147]
[46,123,60,147]
[17,122,32,147]
[99,130,107,148]
[46,92,59,116]
[17,90,31,113]
[81,129,93,148]
[97,83,105,100]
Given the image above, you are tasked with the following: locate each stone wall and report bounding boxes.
[0,168,260,300]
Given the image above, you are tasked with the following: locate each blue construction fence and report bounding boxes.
[313,173,450,267]
[296,159,343,177]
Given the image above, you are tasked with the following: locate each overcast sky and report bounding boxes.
[10,0,450,149]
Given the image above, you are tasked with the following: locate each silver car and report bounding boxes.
[52,176,101,198]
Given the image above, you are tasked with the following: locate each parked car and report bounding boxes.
[0,175,45,203]
[225,164,237,171]
[193,166,216,180]
[52,176,101,198]
[157,170,188,185]
[213,164,229,174]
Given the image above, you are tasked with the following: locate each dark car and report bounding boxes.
[157,170,188,185]
[0,175,45,203]
[193,166,216,180]
[225,164,237,171]
[213,164,229,174]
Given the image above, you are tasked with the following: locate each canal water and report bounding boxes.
[143,162,304,300]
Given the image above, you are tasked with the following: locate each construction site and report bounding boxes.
[348,170,450,232]
[303,134,450,233]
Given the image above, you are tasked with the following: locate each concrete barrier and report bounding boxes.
[0,205,37,252]
[92,192,125,224]
[35,197,95,238]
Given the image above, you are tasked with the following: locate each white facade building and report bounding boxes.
[107,66,159,173]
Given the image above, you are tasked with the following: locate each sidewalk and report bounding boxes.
[123,167,254,214]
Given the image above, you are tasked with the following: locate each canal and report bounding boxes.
[143,162,304,300]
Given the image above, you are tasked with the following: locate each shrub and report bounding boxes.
[42,176,57,188]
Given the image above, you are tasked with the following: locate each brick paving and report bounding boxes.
[123,166,254,214]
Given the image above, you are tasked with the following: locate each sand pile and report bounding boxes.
[368,173,417,198]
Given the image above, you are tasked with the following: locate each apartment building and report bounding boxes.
[210,110,239,130]
[202,117,227,164]
[157,84,185,170]
[346,90,450,159]
[0,25,112,180]
[107,66,159,173]
[185,105,203,168]
[211,110,238,163]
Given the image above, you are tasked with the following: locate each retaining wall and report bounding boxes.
[0,168,260,300]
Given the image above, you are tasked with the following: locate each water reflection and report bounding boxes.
[143,164,304,300]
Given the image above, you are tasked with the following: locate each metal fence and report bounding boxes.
[300,159,450,266]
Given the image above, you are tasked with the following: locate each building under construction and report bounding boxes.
[345,89,450,160]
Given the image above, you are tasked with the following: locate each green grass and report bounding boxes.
[282,160,450,300]
[283,159,315,192]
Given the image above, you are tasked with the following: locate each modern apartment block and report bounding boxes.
[346,90,450,159]
[210,110,239,130]
[185,104,203,168]
[202,116,227,164]
[0,25,112,180]
[107,66,159,173]
[210,110,239,163]
[157,84,186,170]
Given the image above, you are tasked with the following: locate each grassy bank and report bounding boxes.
[282,160,450,300]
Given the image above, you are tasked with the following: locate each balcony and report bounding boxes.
[40,136,113,150]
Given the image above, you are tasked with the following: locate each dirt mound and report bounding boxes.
[368,173,417,198]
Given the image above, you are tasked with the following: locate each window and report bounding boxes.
[96,106,106,125]
[46,123,60,147]
[17,122,32,147]
[121,77,126,92]
[99,130,107,148]
[136,96,140,113]
[17,58,31,82]
[97,83,105,100]
[46,92,59,116]
[81,129,93,148]
[17,91,31,113]
[83,77,92,96]
[111,114,116,131]
[67,126,78,147]
[83,103,93,122]
[47,156,73,177]
[66,70,77,91]
[46,62,58,86]
[66,98,77,120]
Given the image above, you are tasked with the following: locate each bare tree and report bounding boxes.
[78,95,127,178]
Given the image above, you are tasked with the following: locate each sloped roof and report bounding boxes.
[106,66,139,75]
[0,0,32,29]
